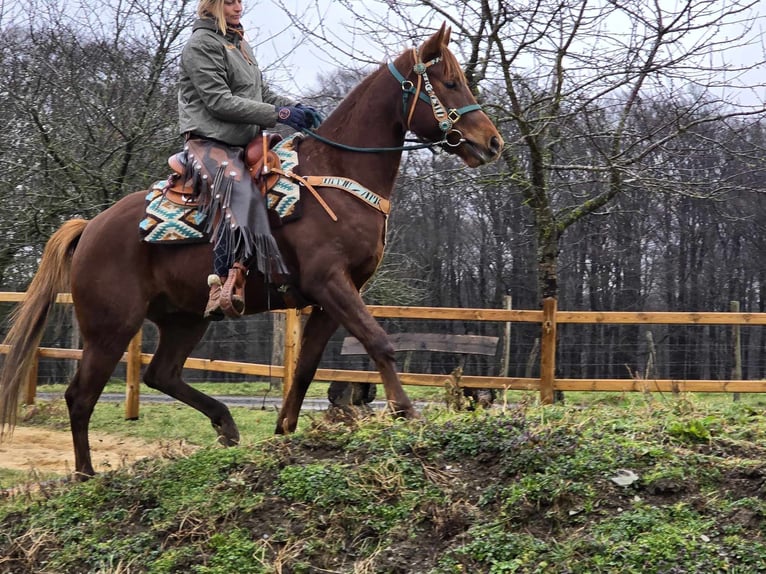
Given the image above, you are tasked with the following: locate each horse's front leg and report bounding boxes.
[312,278,417,420]
[144,313,240,446]
[276,308,339,434]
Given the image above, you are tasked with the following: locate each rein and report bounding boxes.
[299,129,440,153]
[300,47,482,153]
[275,46,484,222]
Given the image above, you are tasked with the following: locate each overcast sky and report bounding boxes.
[244,0,765,107]
[242,1,426,95]
[2,0,761,105]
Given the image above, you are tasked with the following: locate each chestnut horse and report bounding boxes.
[0,24,502,478]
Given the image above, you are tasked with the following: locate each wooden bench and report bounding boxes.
[328,333,499,407]
[340,333,499,358]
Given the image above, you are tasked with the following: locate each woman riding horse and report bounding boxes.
[0,21,503,480]
[177,0,321,319]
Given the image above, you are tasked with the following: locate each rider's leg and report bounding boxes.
[204,229,232,320]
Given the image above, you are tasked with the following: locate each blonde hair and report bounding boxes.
[197,0,227,34]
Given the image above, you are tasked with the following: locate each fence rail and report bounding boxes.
[1,292,763,418]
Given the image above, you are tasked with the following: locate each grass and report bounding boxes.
[33,378,450,401]
[19,381,766,451]
[34,377,766,410]
[3,394,766,572]
[15,399,308,448]
[0,468,29,488]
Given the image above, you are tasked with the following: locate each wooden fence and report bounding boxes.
[2,292,766,419]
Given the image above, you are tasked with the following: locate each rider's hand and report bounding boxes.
[295,103,324,129]
[276,105,314,132]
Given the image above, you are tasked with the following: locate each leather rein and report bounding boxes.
[260,48,483,222]
[301,47,483,153]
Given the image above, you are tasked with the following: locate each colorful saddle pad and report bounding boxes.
[265,136,301,223]
[139,135,305,244]
[139,182,207,244]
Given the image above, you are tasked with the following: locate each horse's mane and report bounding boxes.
[323,42,466,129]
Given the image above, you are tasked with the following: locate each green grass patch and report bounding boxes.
[0,397,766,574]
[4,393,766,572]
[35,378,451,402]
[0,468,42,489]
[16,398,312,447]
[36,379,291,398]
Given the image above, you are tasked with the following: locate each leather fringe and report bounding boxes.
[182,138,287,278]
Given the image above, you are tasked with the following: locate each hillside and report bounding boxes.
[2,397,766,573]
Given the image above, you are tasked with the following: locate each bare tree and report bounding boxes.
[280,0,766,301]
[0,0,194,285]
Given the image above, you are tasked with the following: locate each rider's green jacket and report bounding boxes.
[178,18,294,147]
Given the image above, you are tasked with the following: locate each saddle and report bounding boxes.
[245,133,284,194]
[164,132,285,200]
[161,133,292,319]
[149,132,384,317]
[163,184,199,207]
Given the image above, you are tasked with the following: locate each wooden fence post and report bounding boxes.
[124,328,142,420]
[270,311,286,392]
[23,351,39,405]
[539,297,558,405]
[500,294,512,377]
[282,309,303,401]
[731,300,742,402]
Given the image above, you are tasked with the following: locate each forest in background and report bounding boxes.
[1,0,765,384]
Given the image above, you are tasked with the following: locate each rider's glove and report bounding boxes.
[276,105,313,132]
[295,103,324,129]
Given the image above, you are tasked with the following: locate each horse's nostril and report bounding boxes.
[489,135,503,156]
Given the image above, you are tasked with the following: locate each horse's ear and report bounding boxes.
[420,22,451,62]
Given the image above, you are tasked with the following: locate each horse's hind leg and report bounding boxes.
[143,313,239,446]
[276,308,339,434]
[66,342,134,479]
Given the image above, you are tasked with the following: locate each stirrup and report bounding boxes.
[220,263,247,318]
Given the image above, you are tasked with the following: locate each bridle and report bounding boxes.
[300,47,483,153]
[267,47,485,222]
[388,48,482,148]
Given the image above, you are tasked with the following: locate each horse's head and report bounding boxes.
[389,23,504,167]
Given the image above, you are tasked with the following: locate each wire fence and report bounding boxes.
[3,293,766,410]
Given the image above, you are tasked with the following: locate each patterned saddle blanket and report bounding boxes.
[139,136,302,244]
[264,136,302,222]
[139,184,206,243]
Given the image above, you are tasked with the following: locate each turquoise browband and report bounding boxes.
[387,61,482,121]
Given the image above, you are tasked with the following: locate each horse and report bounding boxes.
[0,23,503,479]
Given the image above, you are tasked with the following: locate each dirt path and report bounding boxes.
[0,426,163,477]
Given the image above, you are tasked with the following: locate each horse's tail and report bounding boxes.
[0,218,89,435]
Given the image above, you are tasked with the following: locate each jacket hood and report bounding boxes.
[192,17,218,33]
[192,17,244,42]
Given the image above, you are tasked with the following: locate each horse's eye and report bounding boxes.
[444,80,458,90]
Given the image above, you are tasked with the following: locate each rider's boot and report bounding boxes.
[204,274,226,321]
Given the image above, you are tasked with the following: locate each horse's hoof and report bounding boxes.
[405,408,422,420]
[217,435,240,447]
[387,403,420,420]
[73,470,95,482]
[275,417,296,435]
[212,422,240,446]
